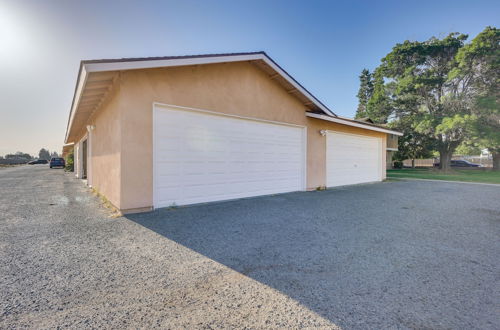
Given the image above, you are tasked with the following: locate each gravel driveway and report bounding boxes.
[1,166,499,329]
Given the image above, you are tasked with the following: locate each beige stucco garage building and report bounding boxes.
[64,52,401,213]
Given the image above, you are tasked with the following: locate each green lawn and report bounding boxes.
[387,168,500,184]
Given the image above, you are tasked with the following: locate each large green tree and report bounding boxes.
[454,26,500,170]
[355,69,373,119]
[38,148,51,161]
[378,32,475,170]
[365,70,394,123]
[355,68,393,124]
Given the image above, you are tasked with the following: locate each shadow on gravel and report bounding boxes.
[125,191,353,324]
[124,183,500,328]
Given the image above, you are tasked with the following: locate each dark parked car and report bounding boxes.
[433,160,482,168]
[49,157,65,168]
[28,159,48,165]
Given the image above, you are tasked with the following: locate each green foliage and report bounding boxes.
[434,114,476,138]
[355,26,498,169]
[365,71,392,123]
[355,69,374,119]
[65,151,74,172]
[393,132,434,162]
[393,161,403,169]
[454,26,499,90]
[455,141,482,156]
[367,31,487,169]
[390,114,434,162]
[468,110,500,157]
[454,26,500,156]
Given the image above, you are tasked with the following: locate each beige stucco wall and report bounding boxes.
[89,87,122,209]
[111,62,387,211]
[73,85,122,209]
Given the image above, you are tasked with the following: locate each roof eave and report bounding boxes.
[64,63,88,143]
[306,113,403,136]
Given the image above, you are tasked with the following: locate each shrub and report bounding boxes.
[393,161,403,169]
[65,151,74,172]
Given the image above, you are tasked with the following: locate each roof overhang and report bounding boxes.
[306,113,403,136]
[64,52,336,143]
[61,142,74,157]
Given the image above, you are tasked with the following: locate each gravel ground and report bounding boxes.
[1,166,499,329]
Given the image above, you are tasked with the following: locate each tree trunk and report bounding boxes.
[437,139,461,172]
[411,159,415,168]
[493,152,500,171]
[439,149,453,172]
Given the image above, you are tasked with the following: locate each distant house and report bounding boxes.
[63,52,401,213]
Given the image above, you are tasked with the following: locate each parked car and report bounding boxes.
[28,159,48,165]
[49,157,65,168]
[433,160,482,167]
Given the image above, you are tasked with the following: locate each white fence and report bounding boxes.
[403,156,493,168]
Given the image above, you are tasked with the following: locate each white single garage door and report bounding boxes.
[153,104,306,208]
[326,131,382,187]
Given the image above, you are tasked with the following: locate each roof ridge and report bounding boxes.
[65,52,337,142]
[81,51,267,64]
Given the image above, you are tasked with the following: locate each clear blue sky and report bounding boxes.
[0,0,498,156]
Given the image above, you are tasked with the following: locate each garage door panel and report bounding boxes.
[175,168,300,185]
[156,162,181,176]
[326,132,382,187]
[162,181,296,206]
[154,106,305,208]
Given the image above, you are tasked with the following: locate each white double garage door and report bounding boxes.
[153,104,382,208]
